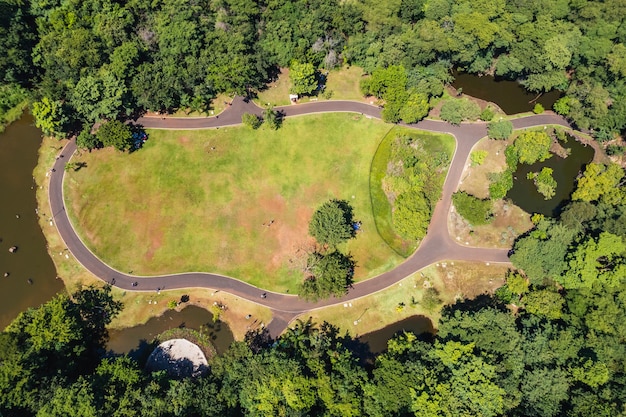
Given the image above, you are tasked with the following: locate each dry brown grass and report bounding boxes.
[449,200,533,248]
[458,137,509,199]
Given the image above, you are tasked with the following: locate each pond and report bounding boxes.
[452,71,562,115]
[0,115,64,329]
[357,315,435,354]
[107,305,234,356]
[507,134,594,216]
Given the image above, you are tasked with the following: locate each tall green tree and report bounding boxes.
[308,199,355,247]
[289,61,318,95]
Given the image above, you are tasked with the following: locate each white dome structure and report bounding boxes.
[146,338,208,378]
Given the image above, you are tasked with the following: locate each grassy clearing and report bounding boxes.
[256,68,292,107]
[36,136,273,340]
[324,66,365,101]
[65,114,403,293]
[370,127,456,256]
[297,261,509,337]
[256,66,367,108]
[453,136,534,248]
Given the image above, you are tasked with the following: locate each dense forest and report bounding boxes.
[1,0,626,138]
[1,169,625,416]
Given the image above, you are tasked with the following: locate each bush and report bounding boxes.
[452,191,493,225]
[470,150,488,166]
[263,107,281,130]
[504,145,519,167]
[440,99,481,125]
[606,144,625,156]
[527,167,557,200]
[533,103,544,114]
[489,170,514,199]
[242,112,261,129]
[487,119,513,140]
[421,287,442,312]
[76,125,101,150]
[393,189,430,240]
[96,120,133,151]
[480,106,495,121]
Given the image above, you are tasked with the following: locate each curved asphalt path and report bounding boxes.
[49,98,571,336]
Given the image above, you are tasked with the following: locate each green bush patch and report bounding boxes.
[452,191,493,225]
[370,127,454,255]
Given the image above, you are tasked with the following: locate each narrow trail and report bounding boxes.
[48,98,571,337]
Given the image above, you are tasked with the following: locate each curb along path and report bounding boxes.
[49,98,571,337]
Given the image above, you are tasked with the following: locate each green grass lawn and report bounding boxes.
[370,127,456,256]
[65,114,403,293]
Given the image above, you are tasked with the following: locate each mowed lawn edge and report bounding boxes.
[64,114,403,293]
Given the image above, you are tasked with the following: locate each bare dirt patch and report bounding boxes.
[450,200,533,248]
[458,137,509,199]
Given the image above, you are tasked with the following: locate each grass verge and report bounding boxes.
[295,261,509,337]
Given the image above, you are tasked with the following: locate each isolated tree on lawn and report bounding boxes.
[300,251,355,300]
[309,199,355,247]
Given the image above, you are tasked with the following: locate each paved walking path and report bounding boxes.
[49,98,571,337]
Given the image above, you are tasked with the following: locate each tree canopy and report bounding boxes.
[308,199,355,247]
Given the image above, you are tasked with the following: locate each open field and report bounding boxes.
[64,114,404,293]
[256,66,367,107]
[296,261,509,337]
[35,136,273,339]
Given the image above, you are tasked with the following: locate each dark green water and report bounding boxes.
[358,315,434,354]
[507,135,594,216]
[0,115,64,329]
[108,305,234,355]
[452,72,562,115]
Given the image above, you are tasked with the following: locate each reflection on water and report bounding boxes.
[452,71,562,115]
[507,135,594,216]
[107,305,234,356]
[0,115,63,329]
